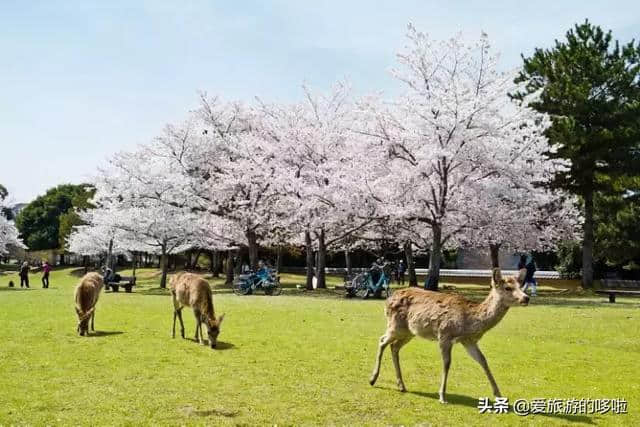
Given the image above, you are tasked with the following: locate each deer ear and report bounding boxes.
[491,268,502,286]
[217,313,225,324]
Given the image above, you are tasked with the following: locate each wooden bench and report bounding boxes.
[105,275,137,293]
[596,279,640,303]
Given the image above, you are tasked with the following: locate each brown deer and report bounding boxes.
[370,268,528,403]
[170,272,224,349]
[74,272,104,336]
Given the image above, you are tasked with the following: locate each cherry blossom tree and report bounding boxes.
[356,26,553,290]
[254,83,377,288]
[81,144,211,287]
[458,178,580,268]
[142,100,281,271]
[0,215,24,255]
[0,191,25,255]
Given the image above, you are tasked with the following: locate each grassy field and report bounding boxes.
[0,268,638,426]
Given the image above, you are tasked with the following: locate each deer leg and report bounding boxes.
[177,309,185,339]
[172,310,177,338]
[193,309,203,344]
[390,337,412,392]
[370,333,394,386]
[463,342,501,397]
[438,339,453,404]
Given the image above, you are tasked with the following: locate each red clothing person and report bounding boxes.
[42,261,52,289]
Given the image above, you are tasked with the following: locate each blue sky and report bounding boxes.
[1,0,639,202]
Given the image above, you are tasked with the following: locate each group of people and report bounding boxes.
[374,254,538,296]
[16,260,52,288]
[367,258,406,285]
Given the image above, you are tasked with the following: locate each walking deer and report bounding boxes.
[170,272,224,349]
[74,272,104,336]
[370,268,528,403]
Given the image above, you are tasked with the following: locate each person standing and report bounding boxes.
[19,261,29,288]
[41,261,52,288]
[522,254,538,297]
[397,260,406,286]
[517,254,527,271]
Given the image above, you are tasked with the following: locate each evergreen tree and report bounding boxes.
[15,184,94,250]
[513,20,640,287]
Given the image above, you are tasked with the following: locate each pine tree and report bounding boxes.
[513,20,640,287]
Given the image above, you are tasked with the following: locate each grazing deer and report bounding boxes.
[74,272,104,336]
[370,268,528,403]
[170,272,225,349]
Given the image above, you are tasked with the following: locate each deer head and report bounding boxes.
[206,313,225,349]
[491,268,529,306]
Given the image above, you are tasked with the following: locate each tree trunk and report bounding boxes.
[246,230,259,271]
[426,226,442,291]
[224,250,234,285]
[218,251,224,273]
[232,248,239,276]
[107,238,113,271]
[132,251,137,277]
[489,243,501,269]
[316,229,327,289]
[305,231,314,290]
[210,250,220,277]
[159,244,168,289]
[404,241,418,287]
[582,189,594,288]
[276,245,283,273]
[190,250,202,270]
[345,249,352,277]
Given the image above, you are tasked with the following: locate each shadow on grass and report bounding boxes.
[213,341,235,350]
[195,408,239,417]
[87,331,124,337]
[183,338,236,350]
[0,287,34,292]
[181,406,239,418]
[138,287,172,296]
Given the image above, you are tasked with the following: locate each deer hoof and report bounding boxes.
[439,399,448,404]
[398,384,407,392]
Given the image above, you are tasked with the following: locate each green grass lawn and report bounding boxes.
[0,268,638,426]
